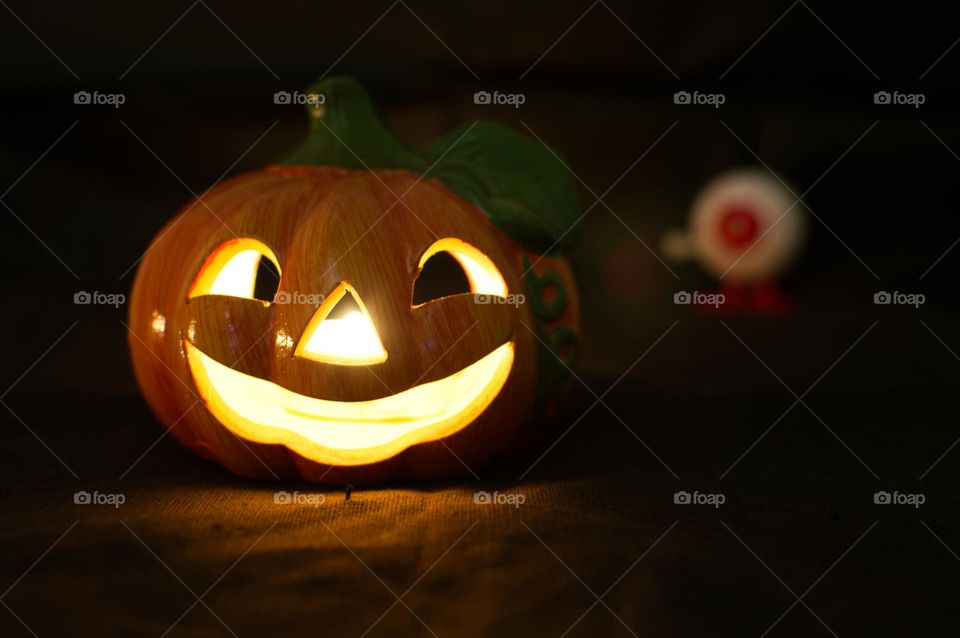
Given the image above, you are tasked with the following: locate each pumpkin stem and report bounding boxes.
[281,76,425,172]
[280,76,581,255]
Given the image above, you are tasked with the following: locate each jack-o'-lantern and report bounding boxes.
[128,77,580,483]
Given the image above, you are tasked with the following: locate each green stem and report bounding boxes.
[281,77,424,171]
[279,76,580,255]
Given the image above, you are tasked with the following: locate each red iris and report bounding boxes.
[718,205,759,248]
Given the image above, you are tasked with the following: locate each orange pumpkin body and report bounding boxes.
[128,166,579,483]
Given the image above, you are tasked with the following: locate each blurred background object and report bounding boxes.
[662,168,807,313]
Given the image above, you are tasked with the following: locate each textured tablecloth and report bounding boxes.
[2,383,956,637]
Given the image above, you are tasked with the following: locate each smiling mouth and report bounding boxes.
[185,341,514,466]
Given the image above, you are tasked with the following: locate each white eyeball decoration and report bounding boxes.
[663,169,807,285]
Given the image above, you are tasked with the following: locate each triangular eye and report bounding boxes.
[413,251,471,305]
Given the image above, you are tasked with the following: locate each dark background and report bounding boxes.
[2,1,960,636]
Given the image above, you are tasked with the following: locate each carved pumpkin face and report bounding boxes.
[188,235,514,468]
[128,77,580,483]
[129,168,577,481]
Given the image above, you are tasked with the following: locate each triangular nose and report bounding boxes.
[294,283,387,365]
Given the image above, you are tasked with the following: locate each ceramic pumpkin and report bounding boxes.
[128,77,581,483]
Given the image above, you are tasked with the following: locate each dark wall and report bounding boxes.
[1,0,958,397]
